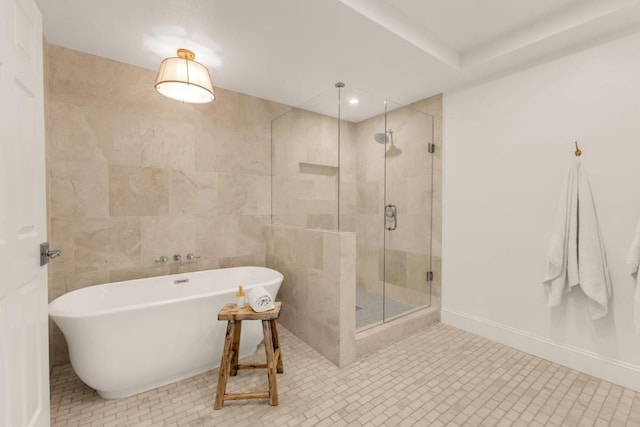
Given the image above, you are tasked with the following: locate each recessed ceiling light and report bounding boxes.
[349,98,359,105]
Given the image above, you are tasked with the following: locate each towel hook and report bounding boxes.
[574,141,582,157]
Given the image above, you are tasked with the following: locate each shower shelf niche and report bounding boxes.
[298,162,338,175]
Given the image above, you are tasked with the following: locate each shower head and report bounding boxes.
[374,129,393,144]
[374,133,388,144]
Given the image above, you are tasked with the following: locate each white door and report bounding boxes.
[0,0,50,425]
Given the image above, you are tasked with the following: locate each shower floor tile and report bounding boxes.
[50,323,640,427]
[355,287,416,329]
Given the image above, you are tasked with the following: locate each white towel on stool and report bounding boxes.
[543,158,612,319]
[247,286,275,312]
[626,219,640,332]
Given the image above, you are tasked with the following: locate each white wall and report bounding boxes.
[442,31,640,391]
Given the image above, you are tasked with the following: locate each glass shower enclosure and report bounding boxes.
[271,83,434,330]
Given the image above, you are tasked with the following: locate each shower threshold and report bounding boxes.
[355,304,440,358]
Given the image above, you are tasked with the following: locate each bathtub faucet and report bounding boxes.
[174,254,184,266]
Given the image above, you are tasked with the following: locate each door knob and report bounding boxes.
[40,242,63,266]
[47,249,63,259]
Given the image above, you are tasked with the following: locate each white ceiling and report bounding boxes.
[38,0,640,121]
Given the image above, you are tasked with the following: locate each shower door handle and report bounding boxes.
[385,204,397,231]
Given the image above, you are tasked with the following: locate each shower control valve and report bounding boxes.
[385,204,398,231]
[155,255,169,263]
[186,253,201,260]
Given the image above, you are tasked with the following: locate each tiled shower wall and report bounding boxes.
[265,225,356,366]
[45,44,290,366]
[271,108,357,230]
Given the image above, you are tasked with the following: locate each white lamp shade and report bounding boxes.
[154,55,215,104]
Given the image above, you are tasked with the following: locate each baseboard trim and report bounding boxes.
[442,306,640,392]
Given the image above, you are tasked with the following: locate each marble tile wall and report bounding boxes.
[45,44,290,366]
[353,114,386,300]
[340,121,358,232]
[271,107,357,231]
[265,224,356,366]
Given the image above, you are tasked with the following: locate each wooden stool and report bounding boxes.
[214,301,283,410]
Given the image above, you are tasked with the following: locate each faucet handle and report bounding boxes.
[173,254,182,261]
[186,252,201,260]
[155,255,169,263]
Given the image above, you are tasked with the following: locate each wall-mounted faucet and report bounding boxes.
[158,253,199,266]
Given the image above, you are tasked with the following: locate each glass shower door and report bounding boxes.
[349,95,387,329]
[382,104,434,321]
[345,88,434,330]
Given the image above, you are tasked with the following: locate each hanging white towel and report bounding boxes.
[542,158,612,319]
[542,163,578,307]
[626,219,640,332]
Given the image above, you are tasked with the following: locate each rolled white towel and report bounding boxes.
[247,286,275,313]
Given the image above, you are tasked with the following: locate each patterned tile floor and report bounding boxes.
[50,323,640,427]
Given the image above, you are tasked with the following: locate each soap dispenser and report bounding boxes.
[236,285,245,308]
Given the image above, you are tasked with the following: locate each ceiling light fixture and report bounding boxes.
[349,98,359,105]
[154,48,215,104]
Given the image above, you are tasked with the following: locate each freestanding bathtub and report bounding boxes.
[49,266,283,399]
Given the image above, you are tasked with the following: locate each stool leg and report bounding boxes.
[214,320,235,410]
[270,319,283,374]
[262,320,278,406]
[230,320,242,376]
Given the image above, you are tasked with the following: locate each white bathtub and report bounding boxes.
[49,266,283,399]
